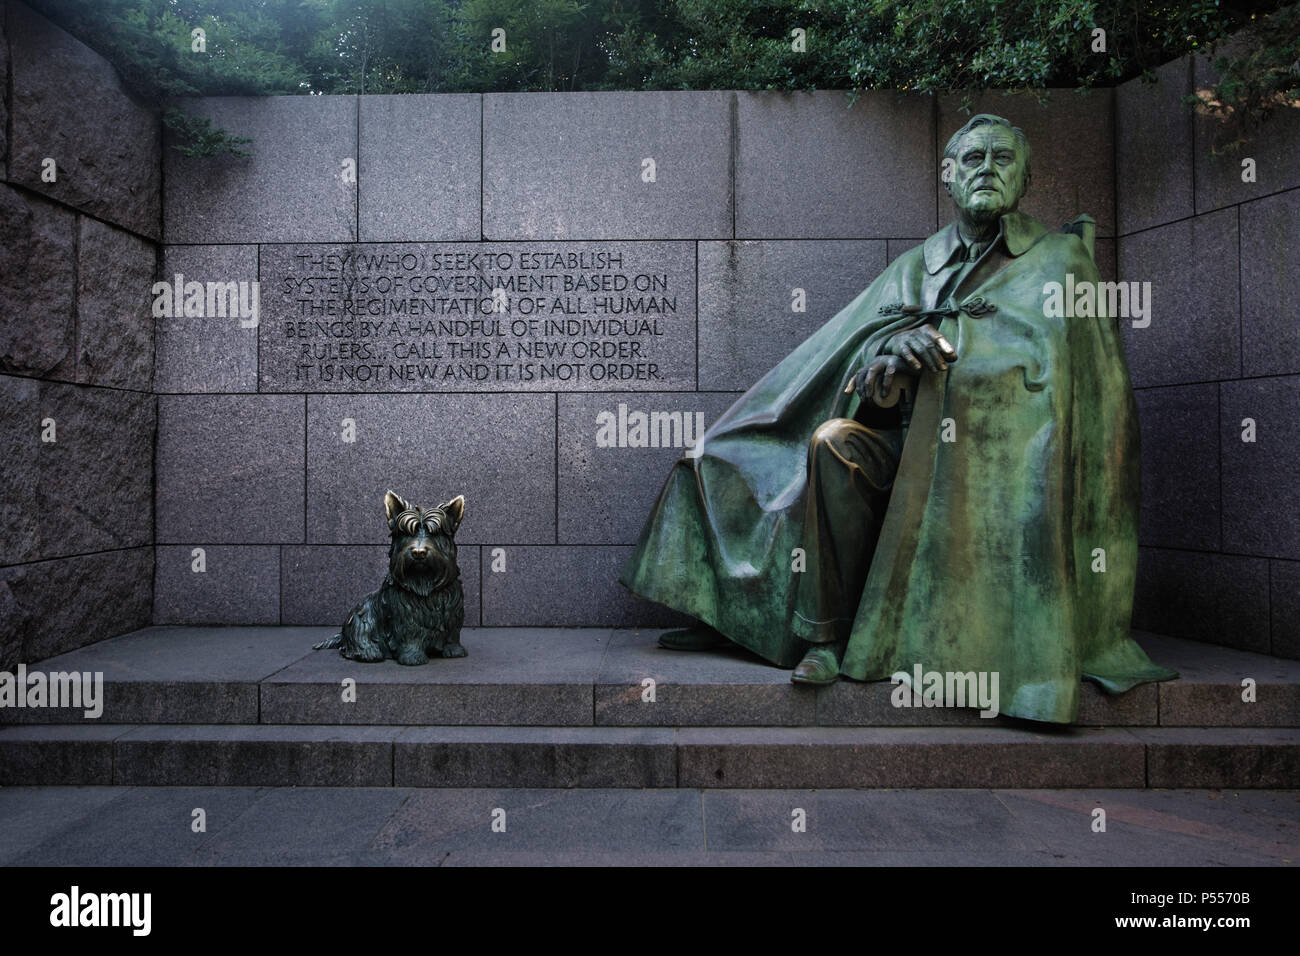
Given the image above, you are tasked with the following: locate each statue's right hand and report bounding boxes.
[845,354,912,400]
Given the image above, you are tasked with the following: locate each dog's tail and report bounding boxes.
[313,632,343,650]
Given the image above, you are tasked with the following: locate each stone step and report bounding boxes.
[2,626,1296,728]
[1,724,1296,789]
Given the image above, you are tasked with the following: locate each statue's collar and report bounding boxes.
[922,211,1047,275]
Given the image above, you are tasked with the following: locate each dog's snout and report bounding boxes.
[410,547,428,560]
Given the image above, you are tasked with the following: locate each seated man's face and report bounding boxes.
[950,126,1027,224]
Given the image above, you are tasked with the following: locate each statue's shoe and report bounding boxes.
[792,646,840,685]
[658,625,729,651]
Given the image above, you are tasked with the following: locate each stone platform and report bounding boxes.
[1,628,1297,789]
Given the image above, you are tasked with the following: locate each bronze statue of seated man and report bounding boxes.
[620,114,1176,724]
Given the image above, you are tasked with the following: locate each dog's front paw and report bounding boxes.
[441,642,467,659]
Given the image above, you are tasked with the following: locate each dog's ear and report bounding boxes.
[384,490,410,524]
[442,495,465,533]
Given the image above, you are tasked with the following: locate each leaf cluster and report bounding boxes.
[26,0,1295,156]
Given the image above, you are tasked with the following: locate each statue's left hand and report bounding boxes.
[885,323,958,372]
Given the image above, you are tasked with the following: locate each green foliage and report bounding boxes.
[161,106,253,157]
[31,0,320,154]
[603,0,1258,95]
[1184,3,1300,155]
[603,0,846,91]
[33,0,316,97]
[307,0,457,93]
[24,0,1299,155]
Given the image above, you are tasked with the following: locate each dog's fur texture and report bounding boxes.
[313,490,467,665]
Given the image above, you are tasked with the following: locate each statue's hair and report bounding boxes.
[943,114,1032,193]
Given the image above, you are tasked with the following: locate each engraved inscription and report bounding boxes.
[259,242,695,392]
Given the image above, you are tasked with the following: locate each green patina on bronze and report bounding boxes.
[620,114,1176,724]
[314,491,468,665]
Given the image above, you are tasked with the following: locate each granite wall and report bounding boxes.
[0,1,159,669]
[156,86,1121,632]
[4,0,1292,662]
[1118,54,1300,659]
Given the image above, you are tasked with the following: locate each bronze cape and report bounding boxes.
[620,211,1176,723]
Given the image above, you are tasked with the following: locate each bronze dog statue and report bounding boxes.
[314,490,467,665]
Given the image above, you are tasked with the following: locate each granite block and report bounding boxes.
[993,788,1300,865]
[886,238,929,266]
[1115,57,1195,235]
[816,681,1009,728]
[701,789,1042,852]
[594,629,816,727]
[164,96,356,243]
[676,726,1147,788]
[1137,727,1300,788]
[263,677,590,729]
[192,787,412,865]
[1133,383,1221,550]
[112,725,399,786]
[1271,560,1300,659]
[1220,376,1300,559]
[0,546,153,665]
[306,393,553,544]
[0,185,77,379]
[0,375,40,568]
[0,6,7,174]
[436,850,784,867]
[1093,237,1117,283]
[1192,50,1300,215]
[155,245,260,392]
[359,94,480,241]
[27,382,154,560]
[2,625,318,723]
[257,241,696,393]
[483,91,731,240]
[264,627,606,726]
[1118,207,1240,387]
[155,394,305,543]
[0,572,20,674]
[0,724,131,785]
[0,787,130,866]
[7,786,268,866]
[816,677,1158,728]
[1155,637,1300,728]
[7,2,160,238]
[792,849,1063,867]
[28,625,317,679]
[394,726,677,788]
[696,239,887,390]
[1240,189,1300,379]
[1077,682,1162,727]
[737,91,935,239]
[938,89,1114,237]
[1133,548,1270,653]
[370,788,703,859]
[557,392,739,544]
[3,679,251,727]
[281,544,481,626]
[75,217,155,390]
[481,545,691,627]
[280,545,389,625]
[153,545,280,625]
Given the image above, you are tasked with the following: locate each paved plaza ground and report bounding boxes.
[1,785,1295,866]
